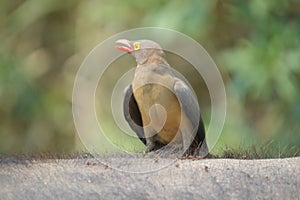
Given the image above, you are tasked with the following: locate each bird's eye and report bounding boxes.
[133,42,140,51]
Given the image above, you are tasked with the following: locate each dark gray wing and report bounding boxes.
[123,85,146,145]
[174,78,208,156]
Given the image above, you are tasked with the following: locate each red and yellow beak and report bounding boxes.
[115,39,133,53]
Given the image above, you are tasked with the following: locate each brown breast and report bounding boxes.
[132,65,182,144]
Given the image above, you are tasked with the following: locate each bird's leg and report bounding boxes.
[197,139,209,158]
[144,127,156,153]
[179,125,196,155]
[145,135,166,153]
[145,140,157,153]
[184,138,209,158]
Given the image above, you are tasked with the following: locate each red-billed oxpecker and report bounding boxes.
[115,39,208,158]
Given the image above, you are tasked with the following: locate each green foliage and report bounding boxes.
[217,0,300,150]
[0,0,299,156]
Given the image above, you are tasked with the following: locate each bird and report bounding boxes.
[115,39,209,158]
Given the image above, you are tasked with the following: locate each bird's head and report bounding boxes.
[115,39,167,65]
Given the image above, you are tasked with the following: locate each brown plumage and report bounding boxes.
[116,39,208,157]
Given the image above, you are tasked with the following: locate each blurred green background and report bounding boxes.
[1,0,299,156]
